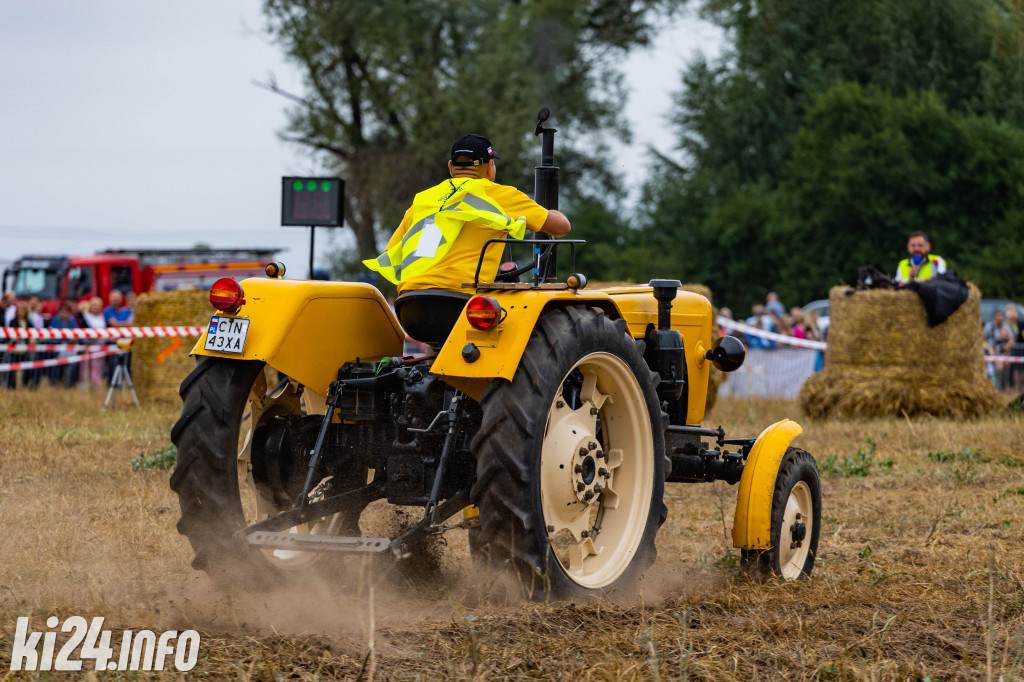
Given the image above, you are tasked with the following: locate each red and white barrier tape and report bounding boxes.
[717,316,1024,363]
[2,343,119,353]
[717,316,828,350]
[0,326,203,340]
[0,347,123,372]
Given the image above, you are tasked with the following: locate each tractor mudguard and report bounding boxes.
[190,278,405,397]
[731,418,804,550]
[431,286,712,422]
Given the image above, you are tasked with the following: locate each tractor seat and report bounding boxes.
[393,290,472,345]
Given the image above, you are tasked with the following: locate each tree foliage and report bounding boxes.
[262,0,677,272]
[639,0,1024,312]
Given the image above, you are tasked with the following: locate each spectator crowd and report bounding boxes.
[721,291,825,350]
[983,305,1024,390]
[1,289,137,390]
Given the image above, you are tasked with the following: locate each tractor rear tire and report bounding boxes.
[170,356,358,588]
[743,447,821,580]
[471,306,668,600]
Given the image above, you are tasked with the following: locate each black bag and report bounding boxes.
[903,270,969,327]
[857,264,894,290]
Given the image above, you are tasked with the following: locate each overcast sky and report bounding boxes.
[0,1,721,278]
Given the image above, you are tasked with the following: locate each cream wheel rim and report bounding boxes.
[778,480,813,580]
[539,352,654,589]
[236,370,343,569]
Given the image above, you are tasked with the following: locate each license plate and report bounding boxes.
[205,316,250,354]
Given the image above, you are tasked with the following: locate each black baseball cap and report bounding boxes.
[450,134,501,166]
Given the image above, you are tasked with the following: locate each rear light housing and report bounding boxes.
[210,277,245,313]
[465,296,503,330]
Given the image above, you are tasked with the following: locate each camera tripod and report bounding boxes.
[103,346,140,411]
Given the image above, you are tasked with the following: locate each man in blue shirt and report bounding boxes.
[103,291,133,328]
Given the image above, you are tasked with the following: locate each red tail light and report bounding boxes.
[210,277,245,312]
[466,296,503,330]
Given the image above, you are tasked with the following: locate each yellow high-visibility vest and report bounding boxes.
[896,254,946,283]
[364,178,526,285]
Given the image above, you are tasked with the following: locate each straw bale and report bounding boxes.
[131,291,210,404]
[799,283,1001,419]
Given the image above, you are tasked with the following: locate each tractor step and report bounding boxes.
[245,532,391,554]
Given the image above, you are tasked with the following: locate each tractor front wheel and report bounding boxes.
[744,447,821,580]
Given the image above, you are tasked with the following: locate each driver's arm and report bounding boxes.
[540,209,571,237]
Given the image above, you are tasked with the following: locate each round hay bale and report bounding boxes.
[798,283,1001,419]
[131,291,210,404]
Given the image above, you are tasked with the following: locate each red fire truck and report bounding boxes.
[2,248,282,319]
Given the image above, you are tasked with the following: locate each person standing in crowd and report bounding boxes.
[765,292,786,318]
[80,297,107,388]
[984,310,1014,388]
[895,231,947,284]
[789,307,808,340]
[123,291,138,325]
[1,290,15,326]
[744,304,776,349]
[26,295,45,328]
[804,309,823,341]
[48,301,80,386]
[103,290,133,327]
[4,303,41,388]
[1005,305,1020,340]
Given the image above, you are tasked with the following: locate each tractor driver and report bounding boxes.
[364,134,571,294]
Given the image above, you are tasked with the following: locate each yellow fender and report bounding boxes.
[731,419,803,550]
[189,278,405,397]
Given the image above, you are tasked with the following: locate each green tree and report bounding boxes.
[770,83,1024,301]
[262,0,678,276]
[640,0,1023,311]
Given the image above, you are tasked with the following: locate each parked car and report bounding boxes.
[980,298,1024,325]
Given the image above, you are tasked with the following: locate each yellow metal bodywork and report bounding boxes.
[190,279,405,397]
[431,286,713,422]
[731,419,804,550]
[190,278,716,422]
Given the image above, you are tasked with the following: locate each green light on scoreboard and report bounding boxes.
[282,176,344,226]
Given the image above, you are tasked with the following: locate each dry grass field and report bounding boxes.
[1,384,1023,680]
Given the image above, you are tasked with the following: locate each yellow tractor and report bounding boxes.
[170,112,821,600]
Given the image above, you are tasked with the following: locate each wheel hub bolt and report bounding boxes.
[594,484,603,495]
[577,482,586,492]
[579,447,589,457]
[583,490,594,501]
[598,468,610,478]
[574,464,583,473]
[588,441,598,451]
[791,521,807,543]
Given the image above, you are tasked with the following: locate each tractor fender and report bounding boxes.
[431,286,712,417]
[731,418,804,551]
[190,278,405,397]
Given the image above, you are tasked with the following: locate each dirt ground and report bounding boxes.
[1,386,1023,680]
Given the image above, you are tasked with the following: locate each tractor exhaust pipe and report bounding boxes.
[534,107,558,210]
